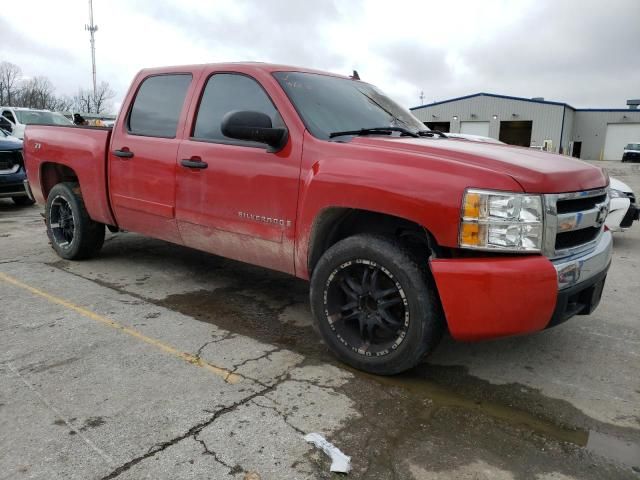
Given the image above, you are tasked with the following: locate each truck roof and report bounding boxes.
[136,62,351,79]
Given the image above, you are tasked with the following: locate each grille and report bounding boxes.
[556,194,607,214]
[555,227,600,250]
[543,188,608,258]
[0,150,22,170]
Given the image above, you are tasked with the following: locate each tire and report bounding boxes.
[310,234,444,375]
[45,182,105,260]
[12,195,35,206]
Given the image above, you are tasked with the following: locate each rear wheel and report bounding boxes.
[310,234,444,375]
[45,182,105,260]
[12,195,35,206]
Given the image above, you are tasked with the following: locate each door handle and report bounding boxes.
[180,158,208,169]
[113,149,134,158]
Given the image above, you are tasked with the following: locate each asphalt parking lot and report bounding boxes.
[1,161,639,480]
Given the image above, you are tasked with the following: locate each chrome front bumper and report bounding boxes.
[552,230,613,290]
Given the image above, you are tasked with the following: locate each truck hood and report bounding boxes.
[350,136,607,193]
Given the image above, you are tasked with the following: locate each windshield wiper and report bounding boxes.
[329,127,419,139]
[417,129,448,138]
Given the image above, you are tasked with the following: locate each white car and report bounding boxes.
[606,178,638,232]
[0,107,73,139]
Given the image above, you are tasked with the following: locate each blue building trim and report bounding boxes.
[410,92,573,111]
[574,108,640,112]
[410,93,640,113]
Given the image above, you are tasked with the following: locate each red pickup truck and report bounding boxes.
[23,63,612,375]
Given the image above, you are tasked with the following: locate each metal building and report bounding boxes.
[410,93,640,160]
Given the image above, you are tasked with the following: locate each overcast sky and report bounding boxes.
[1,0,639,112]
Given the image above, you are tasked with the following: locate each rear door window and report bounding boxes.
[128,74,192,138]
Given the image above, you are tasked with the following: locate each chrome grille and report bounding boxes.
[543,188,609,259]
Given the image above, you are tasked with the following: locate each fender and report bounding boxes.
[294,132,523,279]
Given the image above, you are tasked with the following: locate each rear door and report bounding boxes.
[175,71,302,274]
[109,73,195,243]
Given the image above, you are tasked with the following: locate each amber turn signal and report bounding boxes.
[463,192,481,219]
[460,222,481,246]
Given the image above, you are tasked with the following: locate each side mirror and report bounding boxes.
[221,110,288,153]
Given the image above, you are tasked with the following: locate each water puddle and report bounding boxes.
[359,369,640,472]
[586,431,640,472]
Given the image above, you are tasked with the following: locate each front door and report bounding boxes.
[109,73,193,243]
[175,72,301,274]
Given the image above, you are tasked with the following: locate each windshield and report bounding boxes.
[14,110,73,126]
[625,143,640,150]
[273,71,426,140]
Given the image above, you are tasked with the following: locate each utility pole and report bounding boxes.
[419,91,425,106]
[85,0,98,97]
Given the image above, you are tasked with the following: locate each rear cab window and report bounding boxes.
[128,74,192,138]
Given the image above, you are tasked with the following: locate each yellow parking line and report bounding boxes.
[0,272,241,384]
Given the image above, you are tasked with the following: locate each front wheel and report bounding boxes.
[45,182,105,260]
[310,234,444,375]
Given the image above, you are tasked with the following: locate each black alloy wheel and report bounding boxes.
[324,259,409,357]
[49,195,76,249]
[45,182,105,260]
[310,234,444,375]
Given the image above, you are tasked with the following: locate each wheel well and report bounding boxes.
[40,163,79,200]
[307,208,437,274]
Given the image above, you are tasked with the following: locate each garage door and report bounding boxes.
[460,121,490,137]
[603,123,640,160]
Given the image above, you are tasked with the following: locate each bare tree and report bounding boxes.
[72,82,115,114]
[0,61,23,106]
[16,76,58,109]
[53,95,74,112]
[93,81,115,114]
[72,88,94,113]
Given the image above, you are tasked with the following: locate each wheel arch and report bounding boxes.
[306,207,441,276]
[40,162,79,200]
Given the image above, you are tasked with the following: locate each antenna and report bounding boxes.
[419,91,425,105]
[85,0,98,97]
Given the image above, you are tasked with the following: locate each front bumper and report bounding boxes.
[0,168,29,198]
[552,230,612,290]
[430,231,612,341]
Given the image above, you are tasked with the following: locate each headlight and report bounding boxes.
[608,188,627,199]
[459,189,544,252]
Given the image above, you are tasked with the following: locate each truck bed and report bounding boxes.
[24,125,116,226]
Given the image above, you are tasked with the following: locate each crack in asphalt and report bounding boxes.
[228,347,282,375]
[250,397,306,435]
[99,373,289,479]
[193,433,242,472]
